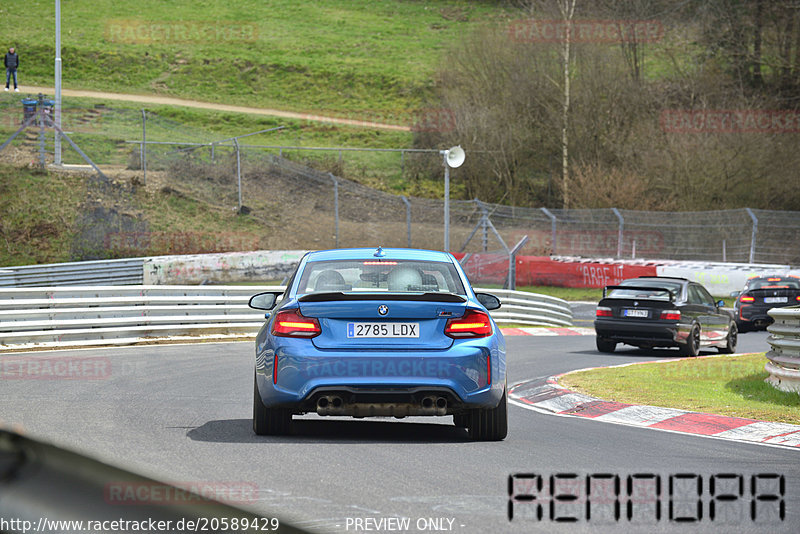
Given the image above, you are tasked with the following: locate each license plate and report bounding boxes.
[347,322,419,338]
[623,309,649,318]
[764,297,788,304]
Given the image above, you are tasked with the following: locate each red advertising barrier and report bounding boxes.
[454,254,657,288]
[516,256,657,288]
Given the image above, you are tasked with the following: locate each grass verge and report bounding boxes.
[560,353,800,425]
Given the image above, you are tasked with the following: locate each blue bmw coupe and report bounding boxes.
[248,247,507,440]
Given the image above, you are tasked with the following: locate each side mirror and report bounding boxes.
[475,292,501,311]
[248,292,281,311]
[716,300,726,308]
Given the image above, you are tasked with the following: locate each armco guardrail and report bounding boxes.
[0,259,144,287]
[765,305,800,393]
[0,286,571,350]
[479,289,572,327]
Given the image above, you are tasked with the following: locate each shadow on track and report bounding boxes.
[187,417,472,444]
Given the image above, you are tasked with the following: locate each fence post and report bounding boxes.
[477,200,489,252]
[37,98,46,169]
[234,138,242,212]
[508,236,529,290]
[330,173,339,248]
[540,207,557,255]
[746,208,758,264]
[141,109,147,185]
[401,195,411,247]
[611,207,624,258]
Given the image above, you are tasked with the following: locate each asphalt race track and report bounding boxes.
[1,331,797,533]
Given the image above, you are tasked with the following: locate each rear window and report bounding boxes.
[607,279,682,301]
[296,259,466,296]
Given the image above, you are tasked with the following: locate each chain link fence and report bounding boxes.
[1,101,798,267]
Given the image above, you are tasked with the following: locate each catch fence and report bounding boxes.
[1,102,798,273]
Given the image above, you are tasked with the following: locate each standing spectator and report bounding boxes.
[5,47,19,92]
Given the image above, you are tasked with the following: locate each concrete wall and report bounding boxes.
[143,250,308,285]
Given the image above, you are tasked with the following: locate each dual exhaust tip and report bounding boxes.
[315,395,447,416]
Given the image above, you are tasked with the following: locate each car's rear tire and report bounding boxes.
[467,389,508,441]
[718,322,738,354]
[680,325,701,357]
[736,321,750,333]
[596,336,616,353]
[453,414,469,428]
[253,373,292,436]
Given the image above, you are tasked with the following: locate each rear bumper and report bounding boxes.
[255,338,505,412]
[736,304,774,325]
[594,318,685,347]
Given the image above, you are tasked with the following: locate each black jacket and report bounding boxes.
[4,52,19,69]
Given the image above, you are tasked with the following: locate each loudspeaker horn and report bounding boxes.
[445,145,465,168]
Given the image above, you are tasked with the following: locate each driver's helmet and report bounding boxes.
[387,266,422,291]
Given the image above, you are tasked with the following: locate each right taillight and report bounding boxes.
[596,306,612,317]
[660,310,681,320]
[445,310,493,338]
[740,296,755,303]
[271,309,321,338]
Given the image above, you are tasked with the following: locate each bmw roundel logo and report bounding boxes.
[378,305,389,316]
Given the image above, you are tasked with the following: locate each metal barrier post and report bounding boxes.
[330,173,339,248]
[234,138,242,212]
[612,207,624,258]
[746,208,758,263]
[541,207,557,255]
[401,196,411,247]
[508,236,530,290]
[141,109,146,185]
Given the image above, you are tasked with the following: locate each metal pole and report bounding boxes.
[746,208,758,263]
[37,104,46,169]
[443,155,450,252]
[401,195,411,248]
[722,239,727,262]
[141,109,146,185]
[541,207,557,255]
[478,201,488,252]
[632,239,637,259]
[234,138,242,212]
[330,173,339,247]
[611,207,624,258]
[41,114,108,179]
[0,114,38,153]
[54,0,62,165]
[508,236,530,291]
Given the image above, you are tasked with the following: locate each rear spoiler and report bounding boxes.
[299,292,466,303]
[602,285,676,302]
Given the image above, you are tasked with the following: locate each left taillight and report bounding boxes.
[445,310,493,338]
[271,309,321,338]
[596,306,613,317]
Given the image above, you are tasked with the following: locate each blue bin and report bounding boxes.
[21,98,37,122]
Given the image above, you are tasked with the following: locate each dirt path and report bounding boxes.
[19,85,411,132]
